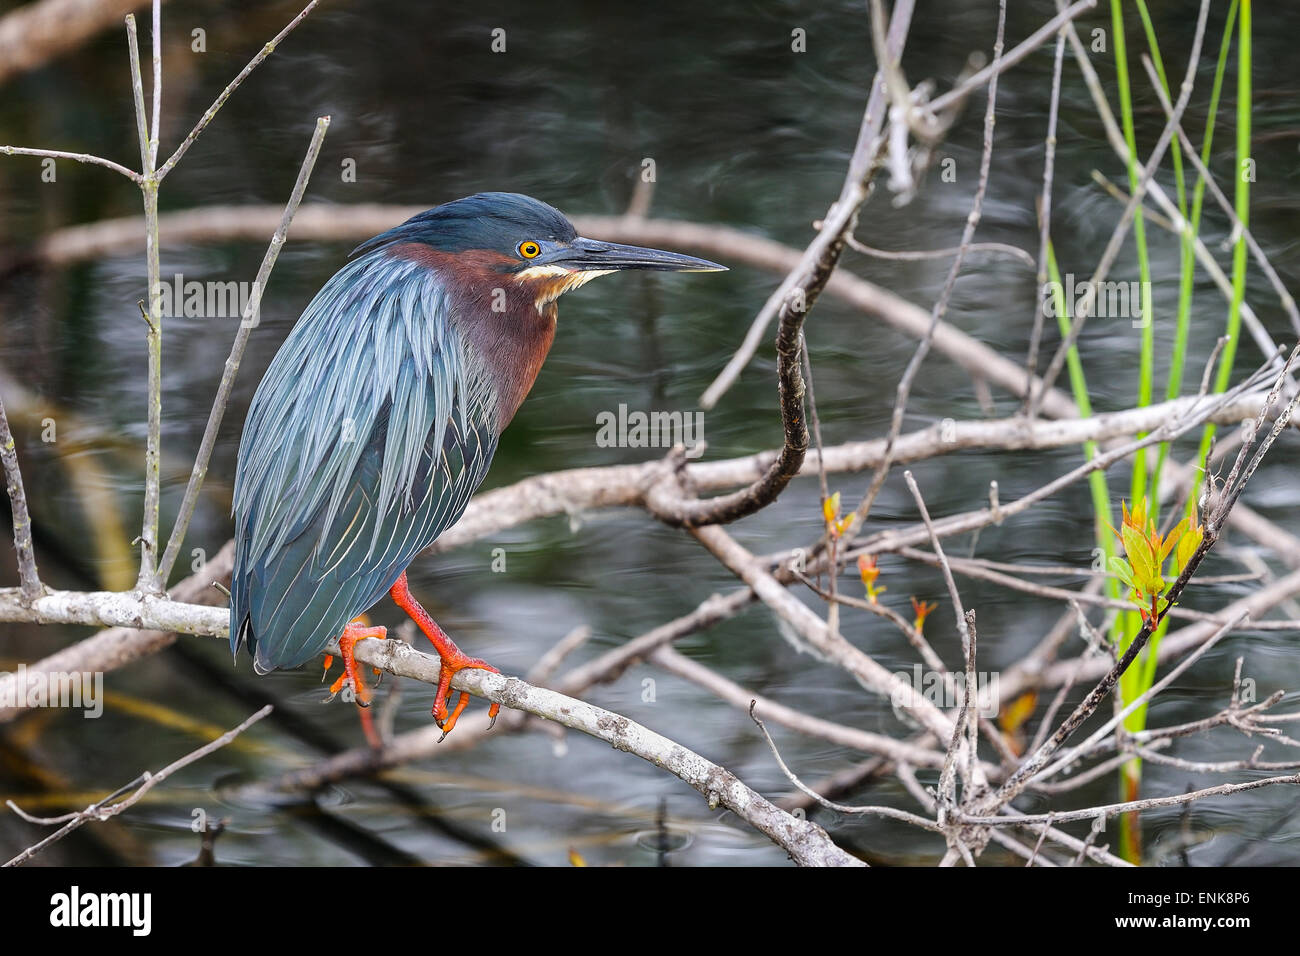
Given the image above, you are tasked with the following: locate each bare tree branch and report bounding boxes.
[696,0,915,412]
[155,115,330,585]
[4,704,271,867]
[0,394,41,602]
[155,0,320,180]
[0,144,140,182]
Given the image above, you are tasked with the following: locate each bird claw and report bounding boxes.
[320,623,387,747]
[390,571,500,740]
[432,662,499,737]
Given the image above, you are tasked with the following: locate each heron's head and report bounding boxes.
[359,192,725,311]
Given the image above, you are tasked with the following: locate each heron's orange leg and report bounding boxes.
[323,618,387,748]
[389,571,500,737]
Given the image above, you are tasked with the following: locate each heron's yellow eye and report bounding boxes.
[518,240,541,259]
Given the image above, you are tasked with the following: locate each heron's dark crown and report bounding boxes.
[353,192,576,261]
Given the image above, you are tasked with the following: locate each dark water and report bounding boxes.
[1,0,1298,865]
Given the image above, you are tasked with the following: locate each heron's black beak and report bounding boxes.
[560,236,726,273]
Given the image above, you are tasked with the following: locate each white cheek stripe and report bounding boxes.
[515,267,615,313]
[514,264,572,281]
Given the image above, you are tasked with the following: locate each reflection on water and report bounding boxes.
[1,0,1299,865]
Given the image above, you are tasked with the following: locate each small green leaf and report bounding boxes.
[1109,555,1137,590]
[1123,525,1157,590]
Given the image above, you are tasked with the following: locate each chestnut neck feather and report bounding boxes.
[389,243,558,432]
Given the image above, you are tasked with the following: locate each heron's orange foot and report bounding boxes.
[432,650,501,739]
[388,570,500,739]
[323,619,387,748]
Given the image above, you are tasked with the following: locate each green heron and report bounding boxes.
[229,192,724,743]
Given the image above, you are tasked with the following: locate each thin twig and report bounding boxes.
[897,545,1300,629]
[148,0,160,169]
[646,8,918,528]
[0,395,41,601]
[1028,0,1211,415]
[155,0,320,181]
[127,11,163,591]
[0,145,141,183]
[1055,2,1293,387]
[927,0,1097,114]
[846,0,1006,537]
[4,705,272,866]
[847,369,1276,565]
[156,115,331,584]
[844,235,1034,267]
[958,773,1300,828]
[749,702,942,832]
[1021,26,1066,415]
[904,470,977,811]
[984,344,1300,814]
[1037,614,1248,782]
[696,0,914,412]
[1141,57,1300,338]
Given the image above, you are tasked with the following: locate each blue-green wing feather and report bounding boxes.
[229,251,497,671]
